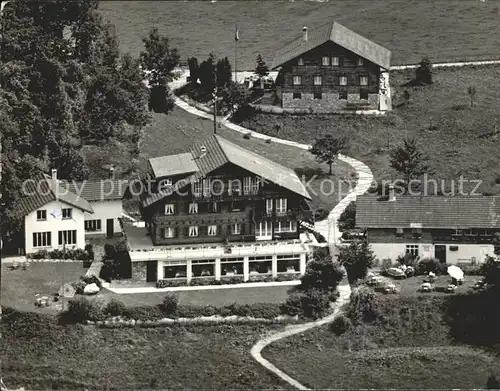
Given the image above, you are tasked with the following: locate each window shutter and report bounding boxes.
[160,228,165,238]
[184,226,189,236]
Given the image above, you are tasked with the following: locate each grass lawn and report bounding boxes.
[264,333,497,389]
[263,293,500,389]
[140,107,355,212]
[99,0,500,68]
[237,66,500,195]
[98,285,294,307]
[1,316,287,390]
[1,263,88,314]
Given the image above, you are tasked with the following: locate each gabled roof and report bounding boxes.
[141,135,311,207]
[356,195,500,229]
[64,179,128,202]
[19,173,94,216]
[272,21,391,70]
[149,153,198,178]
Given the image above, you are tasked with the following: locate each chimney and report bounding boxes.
[109,165,115,179]
[302,26,308,41]
[51,168,57,187]
[388,184,396,202]
[199,146,207,159]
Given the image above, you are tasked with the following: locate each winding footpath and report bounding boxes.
[169,71,371,390]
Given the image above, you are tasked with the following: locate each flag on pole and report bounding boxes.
[235,25,239,41]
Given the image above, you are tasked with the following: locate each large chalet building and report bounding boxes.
[356,187,500,266]
[125,135,317,284]
[272,21,392,113]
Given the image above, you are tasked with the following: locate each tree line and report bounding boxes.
[0,0,180,239]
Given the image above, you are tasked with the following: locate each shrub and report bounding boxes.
[274,274,299,282]
[330,314,351,336]
[161,293,179,314]
[104,243,116,259]
[416,258,446,275]
[156,279,187,288]
[104,299,127,317]
[85,244,94,260]
[63,297,104,323]
[346,286,377,325]
[299,255,343,293]
[396,253,418,267]
[71,280,86,294]
[313,231,327,243]
[243,132,251,139]
[300,289,332,319]
[81,275,102,289]
[338,202,356,231]
[281,293,304,317]
[338,241,375,284]
[126,305,164,321]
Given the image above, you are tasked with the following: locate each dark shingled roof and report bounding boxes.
[64,179,128,202]
[356,195,500,229]
[19,173,94,216]
[141,135,311,207]
[272,21,391,70]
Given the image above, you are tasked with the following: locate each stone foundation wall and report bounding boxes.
[131,261,147,283]
[282,92,379,112]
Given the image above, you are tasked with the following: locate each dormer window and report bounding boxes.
[297,57,304,66]
[396,228,404,237]
[412,228,422,238]
[158,178,172,191]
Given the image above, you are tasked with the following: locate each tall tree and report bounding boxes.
[310,135,348,175]
[140,27,179,114]
[337,241,375,285]
[255,53,269,77]
[216,57,232,87]
[187,57,199,84]
[389,138,431,186]
[199,53,216,95]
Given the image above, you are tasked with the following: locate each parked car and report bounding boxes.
[445,284,458,293]
[472,279,488,291]
[386,267,406,279]
[419,282,433,293]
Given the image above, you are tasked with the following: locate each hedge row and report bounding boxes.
[156,273,299,288]
[62,296,286,323]
[27,246,93,261]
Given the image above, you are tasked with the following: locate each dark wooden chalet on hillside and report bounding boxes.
[272,21,392,113]
[123,135,318,284]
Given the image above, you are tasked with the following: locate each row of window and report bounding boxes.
[162,224,240,238]
[292,90,369,100]
[36,208,72,221]
[292,75,368,86]
[164,198,288,216]
[158,176,262,196]
[297,56,364,67]
[32,230,77,248]
[160,221,297,239]
[85,219,102,232]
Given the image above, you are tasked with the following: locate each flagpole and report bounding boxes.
[234,24,238,84]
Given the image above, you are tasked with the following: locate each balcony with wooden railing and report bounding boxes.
[253,209,313,222]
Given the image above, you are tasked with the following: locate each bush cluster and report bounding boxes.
[415,258,447,275]
[281,289,331,319]
[330,314,352,336]
[28,247,93,261]
[61,296,284,323]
